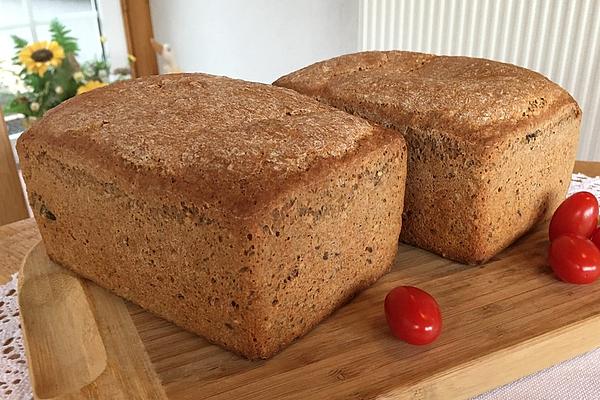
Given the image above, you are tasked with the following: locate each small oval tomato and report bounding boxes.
[549,192,598,241]
[548,235,600,284]
[591,227,600,250]
[384,286,442,345]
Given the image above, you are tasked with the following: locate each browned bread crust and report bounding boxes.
[17,73,407,358]
[275,51,581,263]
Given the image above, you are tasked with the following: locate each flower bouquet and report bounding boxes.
[3,19,130,126]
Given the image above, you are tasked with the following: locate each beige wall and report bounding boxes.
[149,0,360,83]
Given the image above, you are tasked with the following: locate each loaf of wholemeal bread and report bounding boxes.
[275,51,581,264]
[17,73,407,359]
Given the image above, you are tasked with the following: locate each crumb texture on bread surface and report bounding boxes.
[275,51,581,264]
[17,72,407,358]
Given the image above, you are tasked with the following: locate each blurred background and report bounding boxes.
[1,0,599,159]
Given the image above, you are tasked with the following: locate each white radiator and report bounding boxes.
[358,0,600,161]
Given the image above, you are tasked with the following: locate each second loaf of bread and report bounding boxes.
[275,51,581,264]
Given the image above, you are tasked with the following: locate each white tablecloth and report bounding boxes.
[476,348,600,399]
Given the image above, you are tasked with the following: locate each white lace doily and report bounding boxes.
[1,173,599,399]
[0,274,31,400]
[567,173,600,196]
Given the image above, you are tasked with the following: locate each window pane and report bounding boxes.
[31,0,93,22]
[0,27,32,63]
[0,0,28,27]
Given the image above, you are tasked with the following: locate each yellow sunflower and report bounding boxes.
[19,41,65,77]
[77,80,107,95]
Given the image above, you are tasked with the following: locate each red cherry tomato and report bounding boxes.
[548,235,600,284]
[591,227,600,250]
[384,286,442,345]
[549,192,598,241]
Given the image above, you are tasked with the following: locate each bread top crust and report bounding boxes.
[19,73,402,218]
[274,51,581,145]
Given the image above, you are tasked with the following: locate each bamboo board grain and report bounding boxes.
[19,241,167,400]
[4,162,600,399]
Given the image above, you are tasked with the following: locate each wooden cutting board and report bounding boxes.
[19,242,167,400]
[15,218,600,399]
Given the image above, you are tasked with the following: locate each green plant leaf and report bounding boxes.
[3,96,32,117]
[49,19,79,54]
[82,58,111,82]
[24,73,41,91]
[52,60,79,99]
[11,35,29,64]
[11,35,28,50]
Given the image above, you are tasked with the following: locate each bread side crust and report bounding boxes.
[400,104,580,263]
[20,126,407,358]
